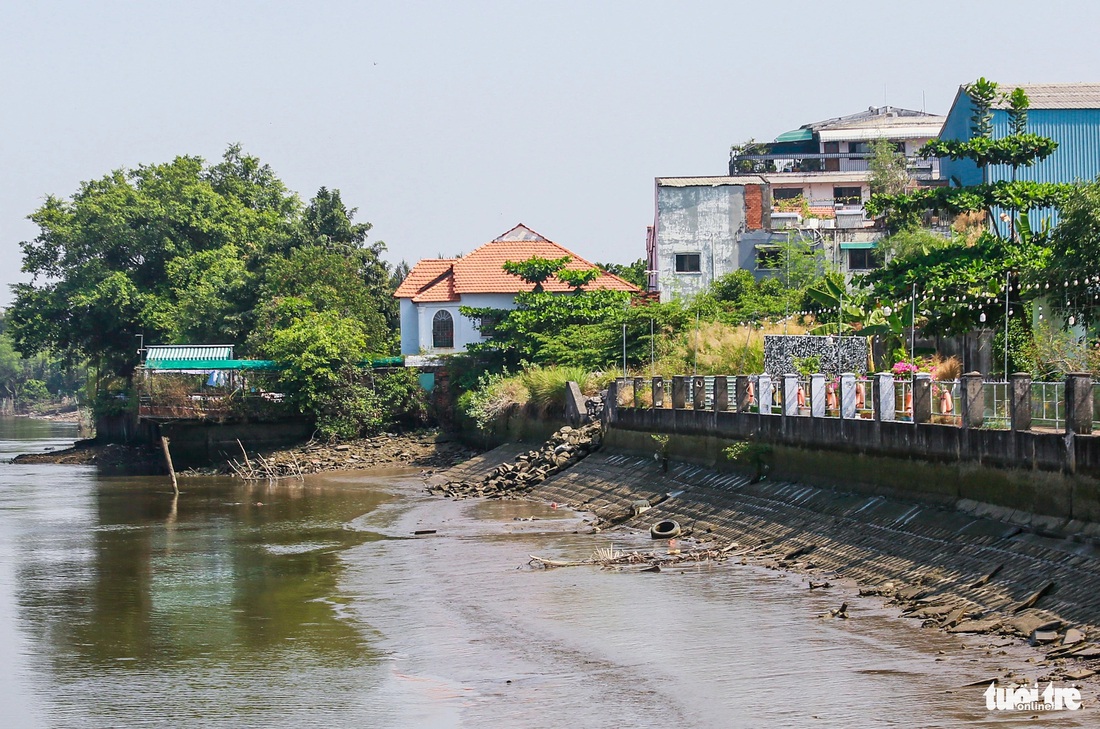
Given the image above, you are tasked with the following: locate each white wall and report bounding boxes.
[403,292,519,355]
[399,298,419,355]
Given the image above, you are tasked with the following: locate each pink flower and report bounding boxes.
[892,362,919,376]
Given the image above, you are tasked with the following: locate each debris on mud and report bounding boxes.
[528,540,741,570]
[429,422,602,499]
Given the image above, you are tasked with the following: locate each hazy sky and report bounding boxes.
[3,1,1099,305]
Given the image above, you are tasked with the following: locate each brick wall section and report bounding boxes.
[745,184,763,230]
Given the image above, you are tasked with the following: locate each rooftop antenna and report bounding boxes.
[922,90,926,113]
[884,81,888,108]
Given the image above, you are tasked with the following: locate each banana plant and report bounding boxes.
[806,277,906,339]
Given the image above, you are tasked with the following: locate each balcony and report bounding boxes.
[729,153,939,180]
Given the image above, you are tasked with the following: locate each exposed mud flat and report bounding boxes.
[431,441,1100,703]
[13,428,477,476]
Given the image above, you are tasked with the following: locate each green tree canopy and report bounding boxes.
[597,259,647,289]
[501,255,572,292]
[1032,180,1100,326]
[9,145,301,376]
[8,148,401,384]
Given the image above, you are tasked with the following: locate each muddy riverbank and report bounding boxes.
[431,438,1100,699]
[12,428,478,475]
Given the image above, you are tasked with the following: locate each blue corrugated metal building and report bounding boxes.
[938,82,1100,187]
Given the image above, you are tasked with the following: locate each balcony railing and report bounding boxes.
[729,153,939,179]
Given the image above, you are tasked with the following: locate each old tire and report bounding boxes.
[650,519,681,539]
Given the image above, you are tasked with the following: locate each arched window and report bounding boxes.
[432,310,454,349]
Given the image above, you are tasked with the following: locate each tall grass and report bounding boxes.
[652,320,808,376]
[461,365,610,427]
[522,366,606,413]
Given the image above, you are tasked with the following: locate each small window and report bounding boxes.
[847,248,880,270]
[756,247,781,270]
[833,186,863,205]
[477,314,498,336]
[674,253,701,273]
[772,187,804,200]
[848,141,870,155]
[432,310,454,349]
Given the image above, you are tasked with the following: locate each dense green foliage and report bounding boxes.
[462,288,636,369]
[9,146,408,433]
[1032,181,1100,325]
[919,135,1058,169]
[597,259,647,289]
[501,255,571,292]
[868,79,1065,232]
[0,313,85,410]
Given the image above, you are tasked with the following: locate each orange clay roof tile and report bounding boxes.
[393,259,456,299]
[394,224,638,299]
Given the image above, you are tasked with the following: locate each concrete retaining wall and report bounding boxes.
[607,401,1100,524]
[157,418,315,469]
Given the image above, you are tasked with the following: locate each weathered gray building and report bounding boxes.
[647,177,881,301]
[647,177,780,300]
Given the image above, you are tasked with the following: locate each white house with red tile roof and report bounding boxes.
[394,224,638,355]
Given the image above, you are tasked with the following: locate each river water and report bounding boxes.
[0,417,1092,727]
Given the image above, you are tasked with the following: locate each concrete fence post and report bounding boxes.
[735,376,752,412]
[913,373,932,425]
[713,376,729,412]
[671,376,687,409]
[693,376,706,410]
[1010,372,1031,431]
[605,380,618,423]
[840,373,857,419]
[758,374,773,414]
[632,377,645,408]
[810,374,826,418]
[783,374,800,417]
[874,373,895,422]
[1065,372,1094,435]
[960,371,984,429]
[652,376,664,409]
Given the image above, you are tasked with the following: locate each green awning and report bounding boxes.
[144,359,280,371]
[775,128,813,143]
[840,242,877,250]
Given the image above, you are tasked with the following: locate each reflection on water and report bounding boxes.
[0,418,393,727]
[0,417,1094,727]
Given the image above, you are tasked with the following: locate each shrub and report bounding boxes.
[521,365,593,413]
[19,379,50,404]
[373,367,429,429]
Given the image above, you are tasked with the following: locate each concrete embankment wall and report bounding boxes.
[157,419,314,469]
[95,412,314,468]
[447,445,1100,643]
[451,404,566,451]
[608,407,1100,524]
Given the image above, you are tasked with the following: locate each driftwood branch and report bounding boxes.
[529,541,741,570]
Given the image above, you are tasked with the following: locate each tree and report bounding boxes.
[864,79,1064,338]
[501,256,571,292]
[598,259,646,289]
[250,244,389,356]
[867,81,1063,233]
[556,267,601,292]
[1033,180,1100,326]
[297,187,400,332]
[868,138,908,197]
[9,146,300,377]
[266,310,380,440]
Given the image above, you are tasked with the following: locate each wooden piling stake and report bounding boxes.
[161,436,179,494]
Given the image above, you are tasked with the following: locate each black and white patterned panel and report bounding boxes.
[762,335,868,376]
